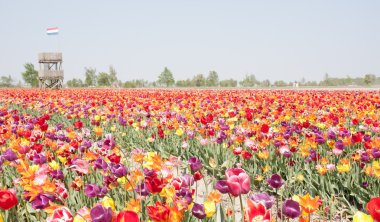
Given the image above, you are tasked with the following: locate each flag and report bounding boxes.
[47,27,59,35]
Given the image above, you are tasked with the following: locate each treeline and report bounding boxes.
[1,64,379,88]
[67,67,379,88]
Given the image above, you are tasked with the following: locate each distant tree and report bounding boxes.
[0,75,13,87]
[364,74,376,85]
[109,65,118,85]
[158,67,175,87]
[97,72,111,87]
[22,63,39,88]
[123,81,137,88]
[123,79,147,88]
[67,78,84,88]
[240,74,259,87]
[84,68,97,86]
[219,79,237,87]
[304,81,318,86]
[206,71,219,87]
[273,80,288,87]
[176,79,193,87]
[261,79,271,87]
[192,74,206,87]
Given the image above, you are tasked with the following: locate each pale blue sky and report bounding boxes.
[1,0,379,82]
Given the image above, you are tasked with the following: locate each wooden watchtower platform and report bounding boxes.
[38,52,64,89]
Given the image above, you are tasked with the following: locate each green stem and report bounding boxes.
[239,195,244,222]
[275,188,278,222]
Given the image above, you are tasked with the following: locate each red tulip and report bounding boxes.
[245,199,271,222]
[46,207,73,222]
[0,188,18,210]
[74,121,83,129]
[367,197,380,221]
[146,176,166,194]
[261,124,269,134]
[225,168,250,197]
[147,202,169,222]
[116,210,139,222]
[194,171,203,181]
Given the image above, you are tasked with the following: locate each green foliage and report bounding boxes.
[192,74,206,87]
[176,79,193,87]
[219,79,237,87]
[123,79,148,88]
[239,74,260,87]
[109,65,118,85]
[158,67,175,87]
[84,67,97,87]
[22,63,39,88]
[97,72,111,87]
[273,80,288,87]
[261,79,271,87]
[206,71,219,87]
[364,74,376,85]
[0,75,13,87]
[67,78,84,88]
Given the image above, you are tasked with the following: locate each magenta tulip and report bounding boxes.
[225,168,251,197]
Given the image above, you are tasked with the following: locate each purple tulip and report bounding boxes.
[90,205,113,222]
[143,168,156,177]
[135,182,149,196]
[84,184,100,198]
[215,180,230,194]
[192,203,206,219]
[32,194,54,209]
[2,149,17,161]
[94,159,108,170]
[83,140,92,148]
[33,153,47,164]
[110,163,127,178]
[363,134,371,142]
[178,188,193,204]
[55,123,64,131]
[188,157,202,172]
[182,174,194,187]
[51,170,64,180]
[372,148,380,159]
[98,186,108,198]
[267,174,284,189]
[335,140,345,150]
[103,134,116,150]
[282,200,301,219]
[361,153,370,162]
[327,130,336,140]
[315,134,325,144]
[250,192,275,209]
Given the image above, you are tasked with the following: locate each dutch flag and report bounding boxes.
[47,27,59,35]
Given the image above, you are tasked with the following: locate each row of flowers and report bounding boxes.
[0,89,379,221]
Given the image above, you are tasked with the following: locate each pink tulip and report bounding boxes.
[225,168,251,197]
[70,158,90,174]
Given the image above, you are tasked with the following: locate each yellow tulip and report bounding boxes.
[204,201,216,218]
[160,186,175,203]
[175,128,184,136]
[49,160,60,170]
[101,196,116,211]
[336,164,350,173]
[353,211,373,222]
[73,215,86,222]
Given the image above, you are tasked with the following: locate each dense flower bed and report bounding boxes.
[0,89,379,221]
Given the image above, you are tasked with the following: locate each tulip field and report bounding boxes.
[1,88,380,222]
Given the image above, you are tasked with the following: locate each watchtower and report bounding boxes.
[38,52,64,89]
